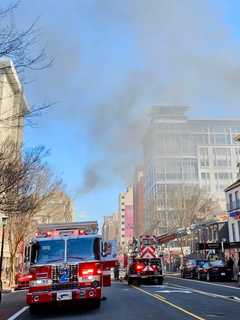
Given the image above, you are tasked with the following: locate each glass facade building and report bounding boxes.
[143,106,240,235]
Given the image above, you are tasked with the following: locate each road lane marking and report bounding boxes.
[166,275,240,290]
[155,289,192,294]
[166,282,240,303]
[132,285,205,320]
[7,306,29,320]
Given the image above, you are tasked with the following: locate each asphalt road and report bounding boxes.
[1,278,240,320]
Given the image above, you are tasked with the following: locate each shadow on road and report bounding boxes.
[28,301,103,319]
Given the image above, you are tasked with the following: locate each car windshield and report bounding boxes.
[210,260,225,267]
[34,240,65,264]
[196,260,206,266]
[202,262,210,268]
[67,237,99,261]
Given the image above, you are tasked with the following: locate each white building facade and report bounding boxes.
[0,59,28,286]
[0,59,28,145]
[143,106,240,235]
[118,186,133,252]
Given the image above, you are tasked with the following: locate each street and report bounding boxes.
[1,277,240,320]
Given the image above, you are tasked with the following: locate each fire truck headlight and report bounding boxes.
[29,279,53,287]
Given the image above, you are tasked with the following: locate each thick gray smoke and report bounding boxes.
[22,0,240,195]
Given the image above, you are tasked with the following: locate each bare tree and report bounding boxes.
[168,185,221,231]
[0,1,50,74]
[146,185,220,255]
[0,140,61,286]
[0,1,54,128]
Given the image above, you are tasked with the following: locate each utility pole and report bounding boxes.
[0,215,8,303]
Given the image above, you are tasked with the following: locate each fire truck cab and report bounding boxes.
[24,221,116,311]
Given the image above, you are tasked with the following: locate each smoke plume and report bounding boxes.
[21,0,240,195]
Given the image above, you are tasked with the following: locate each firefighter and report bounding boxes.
[114,262,120,280]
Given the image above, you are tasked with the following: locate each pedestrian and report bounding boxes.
[227,256,234,279]
[114,262,120,281]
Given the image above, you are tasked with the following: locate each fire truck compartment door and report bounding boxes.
[101,240,117,287]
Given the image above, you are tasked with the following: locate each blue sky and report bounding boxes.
[3,0,240,225]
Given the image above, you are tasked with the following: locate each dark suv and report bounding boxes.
[180,259,207,279]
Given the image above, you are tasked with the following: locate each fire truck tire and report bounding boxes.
[157,278,163,285]
[128,278,133,285]
[29,305,40,314]
[91,299,101,308]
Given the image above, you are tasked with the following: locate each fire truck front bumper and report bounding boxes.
[27,287,101,305]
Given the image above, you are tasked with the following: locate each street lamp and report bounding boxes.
[221,238,226,260]
[0,215,8,303]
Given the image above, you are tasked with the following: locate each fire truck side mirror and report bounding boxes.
[100,240,117,260]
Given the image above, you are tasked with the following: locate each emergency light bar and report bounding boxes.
[35,221,98,238]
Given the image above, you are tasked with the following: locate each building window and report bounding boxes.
[235,191,239,209]
[213,148,231,167]
[208,228,211,241]
[200,148,209,168]
[229,193,233,210]
[232,223,236,242]
[213,226,218,241]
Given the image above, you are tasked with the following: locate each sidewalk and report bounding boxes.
[165,271,181,276]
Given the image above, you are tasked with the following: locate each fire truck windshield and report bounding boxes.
[34,240,65,264]
[67,238,99,262]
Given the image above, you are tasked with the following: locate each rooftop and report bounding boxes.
[224,179,240,192]
[0,58,29,113]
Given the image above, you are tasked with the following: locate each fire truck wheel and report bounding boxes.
[157,278,163,285]
[29,305,40,314]
[128,278,133,285]
[132,279,140,286]
[91,299,101,308]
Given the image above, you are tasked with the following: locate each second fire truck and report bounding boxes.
[24,221,116,312]
[127,235,164,285]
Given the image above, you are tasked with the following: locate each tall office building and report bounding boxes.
[133,168,145,238]
[118,186,133,251]
[102,213,119,241]
[143,106,240,235]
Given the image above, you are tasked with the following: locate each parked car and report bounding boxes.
[15,272,33,290]
[197,260,233,281]
[180,259,207,279]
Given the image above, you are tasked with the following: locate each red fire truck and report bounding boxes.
[127,235,164,285]
[24,221,116,312]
